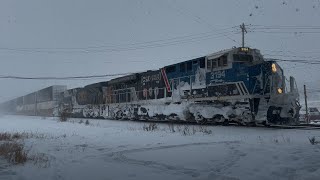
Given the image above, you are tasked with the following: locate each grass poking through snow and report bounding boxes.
[0,141,28,164]
[308,136,320,145]
[138,123,213,136]
[0,132,55,166]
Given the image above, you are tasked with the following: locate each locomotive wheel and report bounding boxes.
[115,111,123,120]
[246,122,257,127]
[214,115,225,124]
[237,121,246,126]
[262,121,270,127]
[195,112,207,124]
[200,119,208,125]
[222,119,229,126]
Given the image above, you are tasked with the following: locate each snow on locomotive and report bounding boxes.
[58,47,300,125]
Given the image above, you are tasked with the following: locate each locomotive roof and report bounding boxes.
[84,81,108,89]
[206,47,235,58]
[108,74,138,85]
[163,47,261,68]
[163,56,205,68]
[206,47,260,59]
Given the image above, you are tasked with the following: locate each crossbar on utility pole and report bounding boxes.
[240,23,247,47]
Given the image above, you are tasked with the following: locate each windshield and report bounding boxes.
[272,62,285,93]
[233,54,253,62]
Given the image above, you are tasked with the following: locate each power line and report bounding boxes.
[0,28,237,54]
[250,24,320,29]
[0,72,134,80]
[163,1,239,44]
[2,27,236,50]
[266,58,320,64]
[0,52,211,80]
[2,57,320,81]
[246,24,320,35]
[251,30,320,34]
[264,54,320,60]
[263,49,320,55]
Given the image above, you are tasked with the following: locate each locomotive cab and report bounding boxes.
[266,61,300,124]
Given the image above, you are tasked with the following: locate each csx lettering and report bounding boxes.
[141,74,161,83]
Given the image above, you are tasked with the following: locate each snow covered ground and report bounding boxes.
[0,115,320,180]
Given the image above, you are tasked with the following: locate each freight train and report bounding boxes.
[0,86,67,117]
[0,47,301,125]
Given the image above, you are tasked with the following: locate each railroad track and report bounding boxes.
[121,118,320,130]
[268,124,320,130]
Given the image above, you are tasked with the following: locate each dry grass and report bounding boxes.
[168,123,175,133]
[198,126,213,135]
[59,109,70,122]
[0,132,47,141]
[181,125,191,136]
[308,136,320,145]
[0,142,28,164]
[0,132,51,166]
[0,142,50,166]
[142,123,158,131]
[29,153,50,167]
[0,132,12,141]
[0,132,29,141]
[171,125,212,136]
[85,120,90,125]
[140,123,213,136]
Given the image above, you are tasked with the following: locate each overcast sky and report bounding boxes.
[1,0,320,102]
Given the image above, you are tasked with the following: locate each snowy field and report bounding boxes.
[1,115,320,180]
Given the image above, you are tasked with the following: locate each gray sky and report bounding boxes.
[1,0,320,102]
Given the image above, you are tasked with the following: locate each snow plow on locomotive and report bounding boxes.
[57,47,300,125]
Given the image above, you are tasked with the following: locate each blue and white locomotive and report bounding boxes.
[58,47,300,125]
[0,47,300,125]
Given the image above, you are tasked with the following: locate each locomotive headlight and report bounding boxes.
[272,63,277,73]
[277,88,283,94]
[240,47,249,52]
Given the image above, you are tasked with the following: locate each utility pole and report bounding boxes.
[240,23,247,47]
[304,84,309,123]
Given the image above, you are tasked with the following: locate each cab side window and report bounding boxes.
[166,65,176,73]
[187,62,192,71]
[207,59,212,70]
[222,56,228,66]
[180,63,185,72]
[200,58,205,68]
[206,55,228,71]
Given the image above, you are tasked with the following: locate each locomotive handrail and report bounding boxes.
[106,87,168,104]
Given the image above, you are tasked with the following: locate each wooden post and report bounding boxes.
[35,92,37,116]
[304,85,309,123]
[240,23,247,47]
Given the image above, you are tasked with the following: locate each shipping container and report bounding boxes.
[23,93,36,105]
